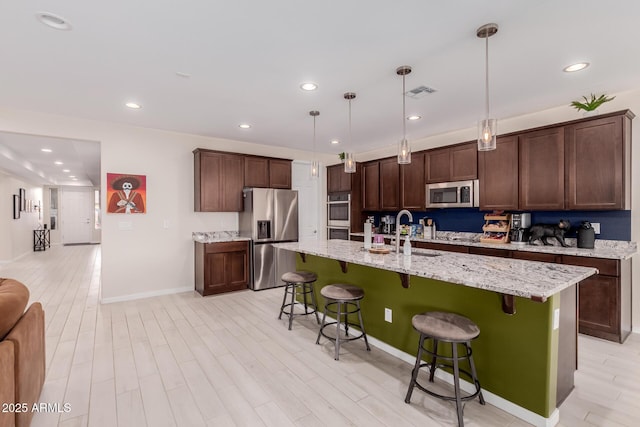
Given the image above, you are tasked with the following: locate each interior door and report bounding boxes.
[61,187,94,244]
[292,161,319,241]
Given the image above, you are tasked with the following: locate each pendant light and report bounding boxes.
[397,65,412,164]
[309,110,320,178]
[344,92,356,173]
[477,23,499,151]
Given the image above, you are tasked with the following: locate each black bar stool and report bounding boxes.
[316,283,370,360]
[404,311,485,427]
[278,271,320,330]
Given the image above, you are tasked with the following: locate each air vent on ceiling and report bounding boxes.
[405,85,437,99]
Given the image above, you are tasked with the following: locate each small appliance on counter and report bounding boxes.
[509,213,531,245]
[380,215,395,234]
[577,221,596,249]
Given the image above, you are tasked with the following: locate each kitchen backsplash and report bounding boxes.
[366,208,631,241]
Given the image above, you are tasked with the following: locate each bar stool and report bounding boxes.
[316,284,370,360]
[404,311,485,427]
[278,271,320,330]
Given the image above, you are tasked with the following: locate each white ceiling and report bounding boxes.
[2,0,640,187]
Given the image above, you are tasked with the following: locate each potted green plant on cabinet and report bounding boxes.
[570,93,615,116]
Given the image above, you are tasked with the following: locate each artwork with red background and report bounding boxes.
[106,173,146,214]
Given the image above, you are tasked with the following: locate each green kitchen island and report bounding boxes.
[273,239,597,427]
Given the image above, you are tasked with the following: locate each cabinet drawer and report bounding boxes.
[469,247,510,258]
[562,255,619,277]
[415,242,469,253]
[512,251,561,263]
[205,241,249,254]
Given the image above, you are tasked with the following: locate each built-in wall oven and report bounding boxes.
[327,193,350,240]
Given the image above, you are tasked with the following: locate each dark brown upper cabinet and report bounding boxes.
[478,136,519,211]
[194,149,244,212]
[327,163,353,193]
[425,142,477,183]
[362,161,380,211]
[380,157,400,211]
[400,152,426,209]
[243,156,292,189]
[519,127,565,210]
[565,113,631,210]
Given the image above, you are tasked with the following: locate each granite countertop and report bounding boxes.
[192,231,251,243]
[273,239,597,301]
[350,231,637,260]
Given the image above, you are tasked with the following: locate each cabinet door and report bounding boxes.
[244,156,270,187]
[195,151,223,212]
[565,116,624,209]
[269,159,292,189]
[222,154,245,211]
[425,148,450,183]
[478,136,519,210]
[327,164,352,193]
[203,242,249,295]
[362,161,380,211]
[400,152,425,209]
[578,275,620,340]
[380,158,400,211]
[450,142,478,181]
[519,127,565,210]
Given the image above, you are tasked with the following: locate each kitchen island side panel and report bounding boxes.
[298,253,560,418]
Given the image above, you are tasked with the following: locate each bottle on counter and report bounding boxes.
[364,221,372,250]
[403,235,411,256]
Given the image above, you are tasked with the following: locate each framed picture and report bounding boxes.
[106,173,147,214]
[19,188,26,211]
[13,194,20,219]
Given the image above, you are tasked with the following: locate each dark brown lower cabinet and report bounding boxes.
[414,241,469,253]
[195,241,249,296]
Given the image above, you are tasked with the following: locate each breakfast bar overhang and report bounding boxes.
[273,240,597,427]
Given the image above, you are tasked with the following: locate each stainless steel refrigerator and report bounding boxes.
[239,188,299,290]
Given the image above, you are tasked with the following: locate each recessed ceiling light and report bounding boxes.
[36,12,72,30]
[300,82,318,91]
[54,161,63,165]
[72,178,78,181]
[125,102,142,109]
[41,148,52,153]
[238,124,251,129]
[62,169,70,172]
[331,140,340,145]
[563,62,590,73]
[407,115,422,121]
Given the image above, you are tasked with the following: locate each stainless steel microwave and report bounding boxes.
[426,180,479,208]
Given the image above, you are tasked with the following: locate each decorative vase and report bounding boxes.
[582,109,599,118]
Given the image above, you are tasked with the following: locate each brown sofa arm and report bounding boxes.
[5,303,45,427]
[0,341,15,427]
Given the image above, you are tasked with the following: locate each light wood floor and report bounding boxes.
[1,245,639,427]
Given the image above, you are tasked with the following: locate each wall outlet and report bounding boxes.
[553,308,560,330]
[592,223,601,234]
[384,308,392,323]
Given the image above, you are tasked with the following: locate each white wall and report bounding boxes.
[0,107,334,301]
[0,172,43,262]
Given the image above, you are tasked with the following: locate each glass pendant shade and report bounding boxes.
[311,160,319,178]
[344,152,356,173]
[398,138,411,164]
[309,110,320,178]
[477,118,497,151]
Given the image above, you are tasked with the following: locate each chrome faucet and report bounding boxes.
[395,209,413,253]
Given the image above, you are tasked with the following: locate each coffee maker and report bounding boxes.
[510,213,531,244]
[380,215,395,234]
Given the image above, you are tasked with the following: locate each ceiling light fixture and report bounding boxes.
[300,82,318,91]
[238,124,251,129]
[69,175,76,178]
[563,62,590,73]
[407,115,421,121]
[62,169,70,173]
[125,102,141,109]
[330,139,340,145]
[397,65,412,164]
[343,92,356,173]
[41,148,52,153]
[309,110,320,178]
[36,12,72,30]
[477,23,499,152]
[54,161,63,165]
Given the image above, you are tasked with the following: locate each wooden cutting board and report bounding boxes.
[369,247,390,254]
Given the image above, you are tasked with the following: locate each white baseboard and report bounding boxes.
[100,286,193,304]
